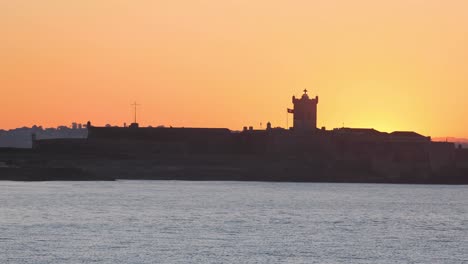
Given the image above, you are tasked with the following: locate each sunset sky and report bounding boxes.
[1,1,468,137]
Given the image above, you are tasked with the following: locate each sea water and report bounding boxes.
[1,181,467,264]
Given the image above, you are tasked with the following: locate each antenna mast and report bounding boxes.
[131,102,140,123]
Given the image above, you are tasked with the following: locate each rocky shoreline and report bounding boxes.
[0,167,115,181]
[1,150,467,184]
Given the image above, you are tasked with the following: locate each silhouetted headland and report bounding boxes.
[2,90,468,183]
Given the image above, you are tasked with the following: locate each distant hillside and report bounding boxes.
[0,124,87,148]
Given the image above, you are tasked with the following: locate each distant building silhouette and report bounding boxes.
[21,89,468,183]
[291,89,319,131]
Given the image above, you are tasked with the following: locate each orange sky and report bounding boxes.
[1,1,468,137]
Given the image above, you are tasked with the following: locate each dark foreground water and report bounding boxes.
[1,181,467,264]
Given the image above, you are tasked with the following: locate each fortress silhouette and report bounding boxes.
[3,90,468,183]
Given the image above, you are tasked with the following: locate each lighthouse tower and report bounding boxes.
[291,89,319,131]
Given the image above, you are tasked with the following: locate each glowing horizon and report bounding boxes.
[1,1,468,137]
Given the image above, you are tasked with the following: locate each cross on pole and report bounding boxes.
[131,102,140,123]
